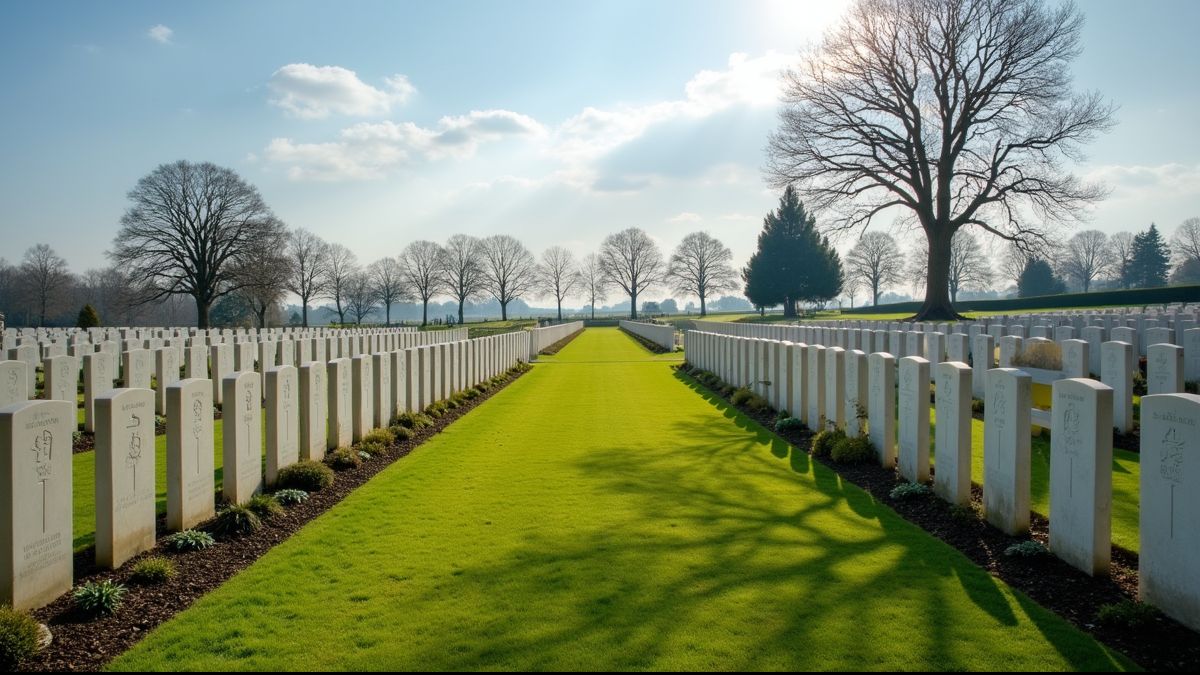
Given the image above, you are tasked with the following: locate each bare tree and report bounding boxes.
[538,246,581,321]
[667,232,736,317]
[580,253,609,320]
[910,230,993,302]
[285,229,331,328]
[345,272,377,325]
[767,0,1115,319]
[843,276,863,308]
[598,227,664,320]
[1060,230,1111,292]
[1172,217,1200,264]
[17,244,73,327]
[399,240,445,326]
[369,256,407,326]
[230,218,290,328]
[441,235,486,325]
[324,243,359,325]
[479,235,538,321]
[1108,231,1136,289]
[110,160,281,328]
[845,232,905,306]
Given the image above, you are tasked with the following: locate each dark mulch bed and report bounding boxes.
[676,364,1200,672]
[621,328,673,354]
[23,366,530,673]
[538,329,583,356]
[71,432,94,454]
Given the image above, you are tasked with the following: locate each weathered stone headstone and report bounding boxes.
[299,362,327,461]
[972,334,994,400]
[998,335,1023,368]
[372,352,392,430]
[844,349,868,437]
[1184,328,1200,384]
[166,378,215,531]
[983,368,1032,535]
[154,347,180,415]
[868,352,896,468]
[807,345,826,430]
[94,388,156,568]
[6,345,37,398]
[1148,343,1184,395]
[825,347,846,429]
[934,361,972,506]
[1061,339,1089,379]
[1101,341,1134,433]
[1138,393,1200,631]
[0,399,73,610]
[222,371,262,503]
[0,361,26,408]
[185,343,207,379]
[265,366,299,486]
[352,355,374,441]
[898,357,930,483]
[122,349,152,389]
[41,355,77,403]
[327,358,352,449]
[210,344,232,406]
[1049,378,1112,576]
[790,343,806,421]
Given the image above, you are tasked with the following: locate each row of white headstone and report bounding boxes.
[618,321,676,351]
[0,330,530,611]
[684,329,1200,634]
[528,322,584,358]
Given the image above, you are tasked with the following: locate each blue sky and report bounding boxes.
[1,0,1198,302]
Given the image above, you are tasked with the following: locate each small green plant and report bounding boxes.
[889,482,931,500]
[276,460,335,491]
[358,450,372,460]
[273,488,309,506]
[774,417,804,432]
[463,388,480,400]
[164,529,215,552]
[358,440,387,457]
[730,387,754,406]
[209,503,263,538]
[1132,370,1147,397]
[393,411,433,430]
[719,384,735,397]
[247,493,284,520]
[744,394,771,414]
[425,401,449,418]
[1096,600,1158,629]
[362,428,395,446]
[129,556,177,585]
[971,398,985,414]
[948,503,980,526]
[1004,540,1049,558]
[388,425,413,441]
[810,428,845,458]
[73,580,127,616]
[325,447,362,471]
[830,435,874,464]
[0,606,41,670]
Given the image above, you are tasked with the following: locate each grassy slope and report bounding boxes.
[110,329,1128,671]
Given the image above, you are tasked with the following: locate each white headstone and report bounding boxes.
[327,358,353,449]
[352,355,374,441]
[154,347,180,415]
[0,399,73,610]
[1049,378,1112,576]
[299,362,327,461]
[221,371,262,504]
[898,357,930,483]
[807,345,826,430]
[983,368,1032,535]
[844,350,868,437]
[41,355,77,403]
[94,388,156,568]
[868,352,896,468]
[373,352,393,430]
[1101,341,1134,434]
[1148,343,1184,395]
[972,334,994,400]
[825,347,846,429]
[122,349,152,389]
[166,378,215,531]
[934,361,972,506]
[0,362,26,409]
[1139,393,1200,631]
[265,366,299,486]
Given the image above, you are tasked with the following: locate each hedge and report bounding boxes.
[842,284,1200,316]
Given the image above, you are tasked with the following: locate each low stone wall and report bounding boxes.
[528,321,584,358]
[619,320,675,351]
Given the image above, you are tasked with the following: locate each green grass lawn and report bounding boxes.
[71,417,265,551]
[110,328,1129,671]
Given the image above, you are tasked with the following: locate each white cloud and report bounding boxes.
[667,212,702,223]
[147,25,173,44]
[1083,163,1200,197]
[264,110,547,181]
[268,64,416,119]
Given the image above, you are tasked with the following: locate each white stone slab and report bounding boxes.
[166,378,215,531]
[94,388,156,568]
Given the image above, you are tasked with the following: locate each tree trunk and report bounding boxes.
[556,298,562,321]
[630,290,638,320]
[301,301,309,328]
[913,226,963,320]
[699,293,706,317]
[421,300,428,326]
[457,299,464,325]
[873,283,880,306]
[196,296,211,329]
[501,300,508,321]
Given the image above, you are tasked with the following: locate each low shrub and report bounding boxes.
[392,411,434,430]
[425,401,449,418]
[358,439,388,457]
[0,606,41,669]
[1012,341,1063,371]
[889,482,931,500]
[129,556,177,585]
[325,447,362,471]
[73,580,127,616]
[1004,540,1048,558]
[719,384,735,397]
[730,387,755,406]
[830,435,874,464]
[388,425,413,442]
[811,428,845,458]
[775,417,804,432]
[362,428,395,446]
[1096,600,1158,629]
[971,398,985,414]
[276,461,335,492]
[1132,370,1147,397]
[247,493,284,520]
[273,488,309,506]
[743,394,771,414]
[164,529,215,552]
[463,388,481,400]
[210,504,262,538]
[948,503,981,526]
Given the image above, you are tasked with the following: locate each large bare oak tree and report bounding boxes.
[767,0,1114,319]
[441,235,486,324]
[111,160,281,328]
[599,227,663,320]
[538,246,581,321]
[666,232,736,317]
[285,228,331,328]
[845,232,905,306]
[480,235,538,321]
[399,240,445,326]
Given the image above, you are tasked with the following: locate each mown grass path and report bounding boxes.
[110,328,1130,671]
